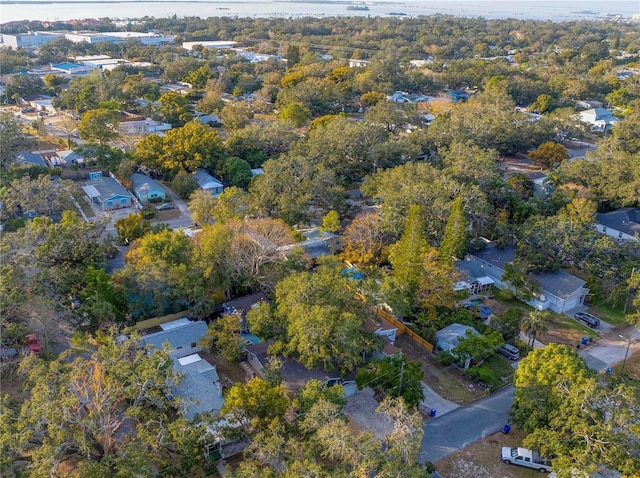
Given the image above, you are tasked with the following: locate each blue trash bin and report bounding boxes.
[502,424,511,434]
[581,337,588,345]
[606,368,613,374]
[430,408,437,418]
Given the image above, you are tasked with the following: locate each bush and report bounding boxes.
[4,218,26,231]
[467,364,496,385]
[436,351,456,366]
[495,288,515,302]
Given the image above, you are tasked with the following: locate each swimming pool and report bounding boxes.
[241,332,260,345]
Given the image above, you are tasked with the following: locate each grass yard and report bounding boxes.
[586,303,632,326]
[253,113,278,122]
[436,426,543,478]
[395,334,485,405]
[538,313,596,346]
[611,349,640,381]
[481,354,516,389]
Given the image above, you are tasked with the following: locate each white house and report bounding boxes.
[595,208,640,242]
[182,40,237,51]
[457,244,588,314]
[579,108,619,132]
[119,117,172,136]
[194,169,224,197]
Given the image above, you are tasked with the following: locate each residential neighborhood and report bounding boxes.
[1,9,639,478]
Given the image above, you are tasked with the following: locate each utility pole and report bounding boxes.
[398,359,405,397]
[619,334,632,376]
[623,268,637,315]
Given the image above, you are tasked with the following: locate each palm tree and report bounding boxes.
[521,310,552,353]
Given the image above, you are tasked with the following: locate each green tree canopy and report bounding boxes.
[3,332,207,477]
[273,257,383,373]
[134,121,225,178]
[78,108,121,145]
[356,353,425,407]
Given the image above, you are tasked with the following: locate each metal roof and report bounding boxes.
[86,176,130,200]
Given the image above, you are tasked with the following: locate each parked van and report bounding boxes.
[497,343,520,360]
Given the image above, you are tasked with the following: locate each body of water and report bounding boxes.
[0,0,638,24]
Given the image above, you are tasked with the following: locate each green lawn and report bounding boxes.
[482,354,515,389]
[586,303,632,326]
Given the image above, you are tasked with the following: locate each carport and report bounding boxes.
[82,185,101,205]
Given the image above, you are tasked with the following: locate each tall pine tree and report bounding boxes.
[385,204,427,317]
[439,196,467,261]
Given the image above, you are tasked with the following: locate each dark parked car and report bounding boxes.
[575,312,600,328]
[497,343,520,360]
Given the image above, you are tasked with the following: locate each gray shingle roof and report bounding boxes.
[143,320,208,350]
[16,151,47,167]
[172,356,224,421]
[471,246,516,269]
[130,173,165,198]
[194,168,223,190]
[436,323,480,351]
[532,270,586,299]
[596,208,640,237]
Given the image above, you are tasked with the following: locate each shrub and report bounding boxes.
[495,288,515,302]
[467,365,496,385]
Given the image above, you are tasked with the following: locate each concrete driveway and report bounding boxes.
[578,325,640,372]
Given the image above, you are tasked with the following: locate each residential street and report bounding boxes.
[418,385,515,464]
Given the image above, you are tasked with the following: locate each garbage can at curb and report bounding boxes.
[581,337,588,345]
[430,409,437,418]
[502,424,511,434]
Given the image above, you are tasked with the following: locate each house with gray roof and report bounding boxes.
[579,108,619,132]
[141,318,208,358]
[130,173,166,204]
[194,169,224,197]
[83,173,132,210]
[595,208,640,242]
[436,323,480,354]
[458,243,588,314]
[172,354,224,421]
[16,151,47,168]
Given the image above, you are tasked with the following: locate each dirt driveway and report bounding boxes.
[395,334,485,405]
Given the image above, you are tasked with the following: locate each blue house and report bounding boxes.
[130,173,166,204]
[194,169,224,197]
[82,173,132,210]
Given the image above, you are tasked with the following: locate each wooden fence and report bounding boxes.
[374,306,435,353]
[134,311,190,331]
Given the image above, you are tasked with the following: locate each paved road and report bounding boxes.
[418,385,515,464]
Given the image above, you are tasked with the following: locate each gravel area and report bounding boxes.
[344,388,394,441]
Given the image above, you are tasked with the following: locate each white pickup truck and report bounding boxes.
[501,447,553,473]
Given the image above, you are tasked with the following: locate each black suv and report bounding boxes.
[575,312,600,328]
